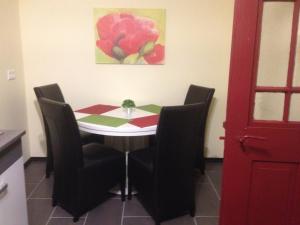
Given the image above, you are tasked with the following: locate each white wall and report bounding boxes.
[0,0,29,161]
[19,0,235,158]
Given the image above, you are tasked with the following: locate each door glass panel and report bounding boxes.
[254,92,285,121]
[293,67,300,86]
[293,19,300,87]
[289,94,300,121]
[257,2,294,87]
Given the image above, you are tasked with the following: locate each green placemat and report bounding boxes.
[137,104,162,114]
[78,115,129,127]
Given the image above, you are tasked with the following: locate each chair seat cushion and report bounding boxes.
[129,147,155,172]
[83,143,124,166]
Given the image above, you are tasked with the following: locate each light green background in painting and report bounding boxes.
[94,8,166,64]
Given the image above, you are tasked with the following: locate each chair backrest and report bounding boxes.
[38,98,83,176]
[154,103,206,211]
[33,84,66,174]
[184,84,215,106]
[184,84,215,160]
[34,83,65,102]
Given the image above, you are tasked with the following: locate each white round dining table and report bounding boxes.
[74,104,160,137]
[74,103,161,195]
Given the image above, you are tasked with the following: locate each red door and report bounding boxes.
[220,0,300,225]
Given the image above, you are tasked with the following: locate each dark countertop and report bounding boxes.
[0,130,25,175]
[0,130,25,152]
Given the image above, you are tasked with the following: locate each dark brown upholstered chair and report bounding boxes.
[128,103,206,225]
[38,97,125,221]
[34,83,104,177]
[184,84,215,173]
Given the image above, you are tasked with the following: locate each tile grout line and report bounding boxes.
[83,212,89,225]
[120,201,125,225]
[50,216,86,219]
[45,206,56,225]
[26,183,40,199]
[193,217,198,225]
[29,197,52,200]
[123,216,151,218]
[27,175,46,200]
[195,216,219,218]
[206,173,221,200]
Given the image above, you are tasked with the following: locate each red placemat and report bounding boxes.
[76,104,119,115]
[129,115,159,128]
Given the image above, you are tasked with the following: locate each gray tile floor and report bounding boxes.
[25,161,222,225]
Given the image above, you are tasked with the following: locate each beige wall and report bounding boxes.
[19,0,234,158]
[0,0,29,161]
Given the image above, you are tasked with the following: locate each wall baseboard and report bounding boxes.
[24,156,223,168]
[205,158,223,163]
[24,157,46,168]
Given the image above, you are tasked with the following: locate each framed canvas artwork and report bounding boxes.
[94,8,166,65]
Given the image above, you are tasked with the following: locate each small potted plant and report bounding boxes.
[122,99,136,115]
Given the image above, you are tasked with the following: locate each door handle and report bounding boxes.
[239,135,267,150]
[0,183,8,195]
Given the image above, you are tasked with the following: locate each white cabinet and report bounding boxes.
[0,157,28,225]
[0,130,28,225]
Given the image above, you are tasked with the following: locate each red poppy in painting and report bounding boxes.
[144,44,165,64]
[96,13,164,64]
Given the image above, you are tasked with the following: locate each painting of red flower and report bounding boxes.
[94,9,165,64]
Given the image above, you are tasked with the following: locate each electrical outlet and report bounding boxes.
[7,69,16,80]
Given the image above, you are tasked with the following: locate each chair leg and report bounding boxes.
[45,170,51,178]
[52,198,57,207]
[120,181,125,202]
[46,150,54,178]
[127,179,132,200]
[199,151,205,174]
[190,203,195,217]
[45,160,52,178]
[200,161,205,174]
[190,208,195,217]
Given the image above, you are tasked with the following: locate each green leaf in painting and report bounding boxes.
[139,42,155,56]
[123,53,140,64]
